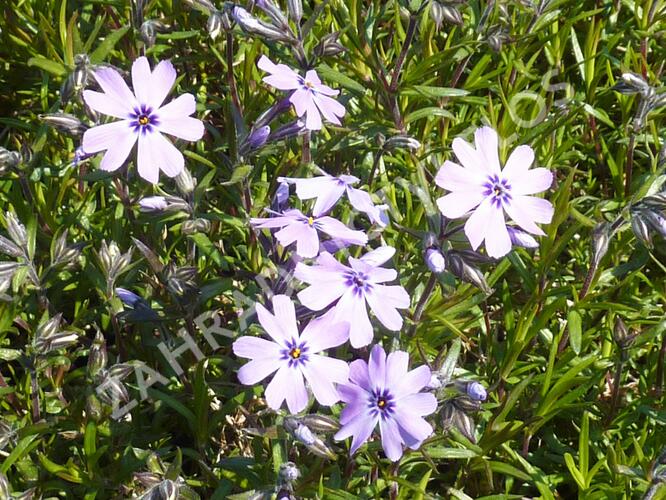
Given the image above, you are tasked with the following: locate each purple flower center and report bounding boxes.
[281,339,309,368]
[345,271,371,296]
[483,174,512,208]
[130,104,159,135]
[369,388,395,418]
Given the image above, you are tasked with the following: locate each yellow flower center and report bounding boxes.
[138,115,150,125]
[305,80,314,89]
[290,347,301,359]
[377,398,387,408]
[307,216,314,226]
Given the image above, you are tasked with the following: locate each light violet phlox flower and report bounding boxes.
[435,126,554,258]
[258,55,345,131]
[334,345,437,462]
[81,56,204,184]
[280,172,388,226]
[295,247,409,348]
[251,208,368,258]
[233,295,350,414]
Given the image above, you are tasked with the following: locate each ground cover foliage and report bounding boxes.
[1,0,666,498]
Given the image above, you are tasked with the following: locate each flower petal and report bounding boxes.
[334,409,378,455]
[148,59,177,109]
[304,98,323,130]
[483,205,512,258]
[392,365,431,399]
[263,365,290,411]
[510,168,553,195]
[474,126,501,175]
[285,369,309,414]
[348,359,371,391]
[274,221,319,258]
[365,286,406,332]
[452,137,484,174]
[436,191,486,219]
[359,246,395,266]
[295,274,347,311]
[232,336,281,360]
[131,56,152,107]
[290,88,311,117]
[394,409,434,449]
[501,144,534,180]
[258,56,301,90]
[397,393,438,417]
[302,355,349,406]
[338,383,368,424]
[314,94,345,123]
[137,130,184,183]
[158,93,197,118]
[333,288,374,348]
[82,121,137,172]
[435,160,485,191]
[512,195,554,224]
[237,357,281,385]
[300,311,349,351]
[91,67,137,112]
[504,199,546,236]
[385,351,409,390]
[83,90,131,119]
[463,198,494,251]
[379,416,404,462]
[315,217,367,246]
[368,344,387,390]
[157,117,205,142]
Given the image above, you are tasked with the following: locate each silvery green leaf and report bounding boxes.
[132,237,164,273]
[5,211,27,249]
[0,235,22,258]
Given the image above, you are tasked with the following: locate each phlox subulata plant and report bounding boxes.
[0,0,666,498]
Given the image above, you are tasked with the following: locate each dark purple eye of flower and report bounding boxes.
[281,340,309,367]
[130,105,159,134]
[483,174,512,208]
[370,389,395,416]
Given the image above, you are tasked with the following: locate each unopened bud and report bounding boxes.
[448,252,492,294]
[440,4,463,25]
[507,227,539,248]
[181,218,211,235]
[314,31,346,58]
[88,330,108,377]
[175,168,196,196]
[231,6,295,43]
[591,222,611,271]
[240,125,271,155]
[385,134,421,151]
[425,248,446,273]
[207,10,225,39]
[39,113,88,137]
[299,414,339,433]
[287,0,303,23]
[256,0,290,28]
[0,147,21,170]
[278,462,300,486]
[268,120,307,142]
[466,381,487,401]
[631,213,652,248]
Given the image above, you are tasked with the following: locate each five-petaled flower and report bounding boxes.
[233,295,350,414]
[258,55,345,130]
[295,247,410,348]
[81,56,204,183]
[435,126,554,258]
[334,345,437,462]
[282,171,388,226]
[251,208,368,258]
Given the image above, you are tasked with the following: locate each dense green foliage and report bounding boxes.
[1,0,666,498]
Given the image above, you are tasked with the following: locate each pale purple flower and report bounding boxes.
[334,345,437,462]
[435,126,554,258]
[81,56,204,184]
[507,227,539,249]
[232,295,350,414]
[258,55,345,130]
[251,208,368,258]
[281,173,388,226]
[294,247,410,348]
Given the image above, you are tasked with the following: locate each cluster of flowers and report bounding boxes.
[77,45,554,460]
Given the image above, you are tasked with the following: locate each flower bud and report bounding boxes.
[425,248,446,273]
[139,196,169,212]
[140,20,156,47]
[268,120,307,142]
[0,147,21,170]
[175,168,196,196]
[256,0,290,29]
[643,210,666,239]
[293,423,315,445]
[115,287,142,307]
[299,414,339,433]
[590,222,611,271]
[631,213,652,248]
[431,1,444,29]
[207,10,225,39]
[287,0,303,23]
[240,125,271,155]
[255,97,293,128]
[385,134,421,151]
[231,6,295,43]
[88,329,108,377]
[39,113,88,137]
[448,251,492,294]
[507,227,539,248]
[617,72,651,96]
[440,4,463,25]
[181,218,211,235]
[5,211,28,249]
[314,32,346,58]
[86,393,104,421]
[278,462,300,486]
[466,381,487,401]
[159,479,179,500]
